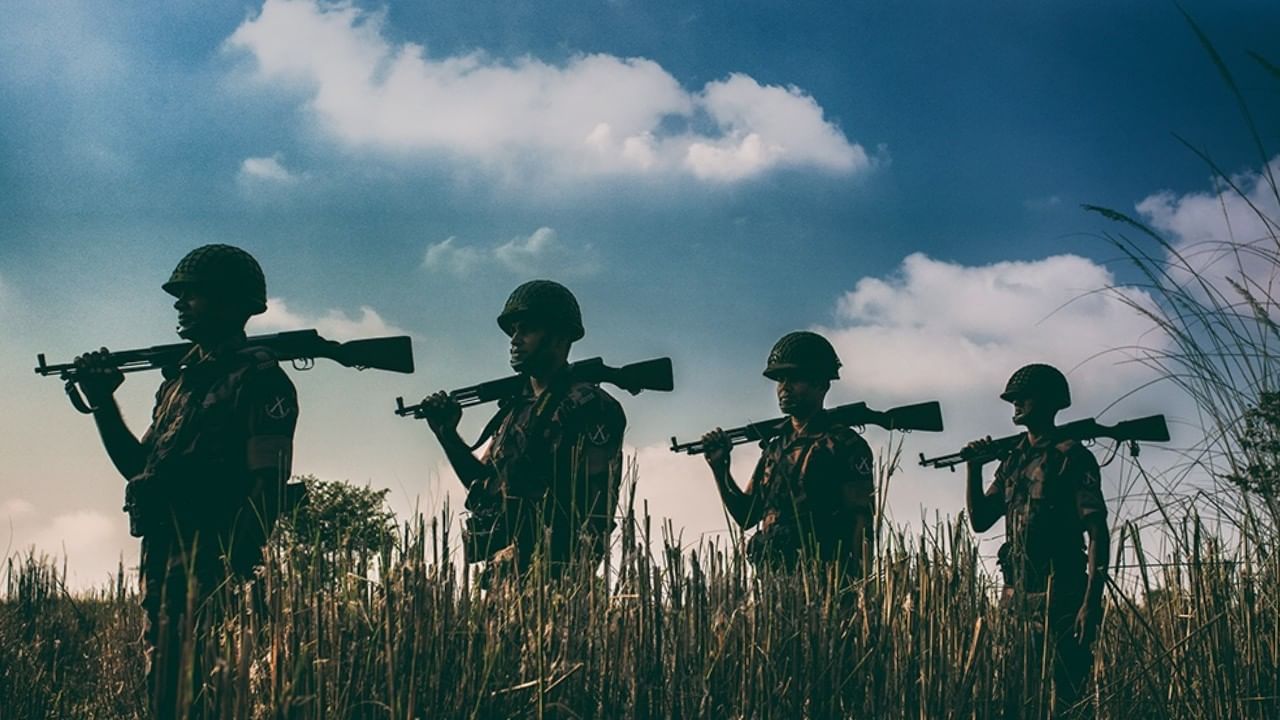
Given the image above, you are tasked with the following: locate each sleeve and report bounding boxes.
[1065,445,1107,522]
[553,388,626,533]
[239,365,299,477]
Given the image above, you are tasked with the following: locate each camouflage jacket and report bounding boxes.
[472,366,626,563]
[987,436,1107,592]
[131,337,298,539]
[745,412,875,565]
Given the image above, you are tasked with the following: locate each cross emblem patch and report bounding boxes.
[266,396,293,420]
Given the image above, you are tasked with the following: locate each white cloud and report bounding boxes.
[422,236,485,275]
[6,507,131,589]
[1136,156,1280,290]
[2,498,36,519]
[238,153,299,183]
[424,227,600,277]
[226,0,869,183]
[249,297,410,340]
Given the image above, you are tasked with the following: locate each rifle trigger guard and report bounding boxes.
[292,357,315,371]
[1128,439,1140,458]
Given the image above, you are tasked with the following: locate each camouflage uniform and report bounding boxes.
[465,366,625,573]
[745,411,875,574]
[987,435,1106,713]
[132,340,297,716]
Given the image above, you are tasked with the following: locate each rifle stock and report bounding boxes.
[918,413,1170,470]
[38,329,415,414]
[395,356,674,417]
[670,399,945,455]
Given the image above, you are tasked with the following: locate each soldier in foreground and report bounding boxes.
[72,245,297,717]
[700,332,875,577]
[966,364,1110,716]
[416,281,625,578]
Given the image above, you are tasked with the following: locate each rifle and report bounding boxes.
[394,356,674,417]
[669,400,944,455]
[36,329,415,414]
[918,414,1170,471]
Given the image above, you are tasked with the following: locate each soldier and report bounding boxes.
[700,331,875,577]
[966,364,1110,716]
[416,280,625,578]
[71,245,297,718]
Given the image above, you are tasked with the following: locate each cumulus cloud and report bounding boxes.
[238,153,300,184]
[618,253,1172,555]
[226,0,869,183]
[424,227,599,277]
[249,297,410,339]
[5,504,131,589]
[1136,155,1280,288]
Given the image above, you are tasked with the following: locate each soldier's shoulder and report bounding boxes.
[825,423,872,452]
[234,345,295,389]
[565,381,621,410]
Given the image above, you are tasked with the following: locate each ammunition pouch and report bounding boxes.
[996,541,1014,587]
[746,522,800,568]
[124,477,163,538]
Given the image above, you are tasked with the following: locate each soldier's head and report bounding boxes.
[497,280,584,375]
[1000,363,1071,428]
[162,244,267,342]
[764,331,841,419]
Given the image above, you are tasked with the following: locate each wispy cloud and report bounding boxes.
[424,227,600,277]
[226,0,870,183]
[238,153,300,184]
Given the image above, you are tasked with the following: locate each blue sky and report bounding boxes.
[2,0,1277,586]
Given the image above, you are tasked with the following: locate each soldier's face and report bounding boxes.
[776,375,826,417]
[508,319,568,374]
[1011,396,1052,427]
[173,286,245,341]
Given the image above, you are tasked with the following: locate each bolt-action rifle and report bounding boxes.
[918,414,1170,471]
[669,400,944,455]
[394,356,674,418]
[36,329,415,414]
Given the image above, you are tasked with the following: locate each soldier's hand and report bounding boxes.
[72,347,124,406]
[1073,600,1101,645]
[701,428,732,472]
[417,391,462,435]
[964,435,995,465]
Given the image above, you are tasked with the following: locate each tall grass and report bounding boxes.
[1,469,1277,719]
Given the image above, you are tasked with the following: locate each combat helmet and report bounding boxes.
[763,331,841,381]
[497,280,585,341]
[1000,363,1071,410]
[162,244,268,315]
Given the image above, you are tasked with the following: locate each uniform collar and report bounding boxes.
[780,409,834,442]
[516,362,574,401]
[178,333,249,369]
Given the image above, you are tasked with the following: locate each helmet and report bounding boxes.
[497,280,585,341]
[162,244,268,315]
[1000,363,1071,410]
[763,331,841,381]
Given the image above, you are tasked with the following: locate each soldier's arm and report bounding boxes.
[74,349,145,480]
[965,438,1004,532]
[210,363,300,573]
[838,440,876,567]
[419,391,491,489]
[556,394,627,546]
[699,428,763,529]
[1069,448,1110,630]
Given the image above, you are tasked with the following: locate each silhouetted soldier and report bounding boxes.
[700,332,875,577]
[72,245,297,718]
[416,280,625,578]
[966,364,1110,716]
